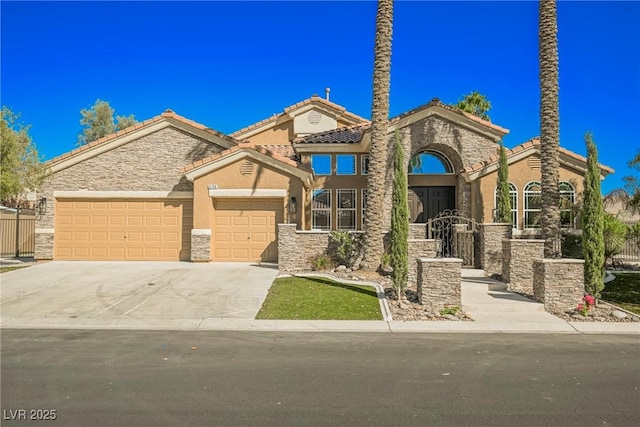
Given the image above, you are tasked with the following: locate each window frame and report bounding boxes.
[361,155,369,175]
[310,154,332,176]
[494,182,518,229]
[336,189,357,230]
[559,181,576,228]
[311,189,332,230]
[336,154,356,176]
[523,181,542,229]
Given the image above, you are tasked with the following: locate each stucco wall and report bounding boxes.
[475,153,585,228]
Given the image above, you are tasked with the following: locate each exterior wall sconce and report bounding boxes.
[36,197,47,215]
[289,197,297,214]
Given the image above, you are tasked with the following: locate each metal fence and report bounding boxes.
[0,217,36,257]
[612,234,640,265]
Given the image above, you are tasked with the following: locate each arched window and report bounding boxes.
[408,151,453,174]
[559,182,576,228]
[524,181,541,229]
[494,183,518,228]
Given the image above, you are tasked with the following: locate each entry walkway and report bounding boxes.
[459,269,573,332]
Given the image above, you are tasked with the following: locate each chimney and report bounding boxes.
[325,87,331,101]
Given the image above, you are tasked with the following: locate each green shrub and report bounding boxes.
[328,231,363,267]
[439,305,460,316]
[561,231,583,259]
[603,213,628,263]
[309,253,333,271]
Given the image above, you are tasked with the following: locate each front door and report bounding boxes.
[408,186,455,223]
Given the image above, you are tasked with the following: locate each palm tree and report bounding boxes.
[539,0,561,257]
[361,0,394,270]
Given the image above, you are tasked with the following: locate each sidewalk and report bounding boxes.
[3,268,639,334]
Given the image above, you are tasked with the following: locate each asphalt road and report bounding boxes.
[2,330,639,427]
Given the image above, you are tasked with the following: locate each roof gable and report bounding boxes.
[462,138,615,181]
[47,110,239,174]
[230,95,369,140]
[182,142,313,186]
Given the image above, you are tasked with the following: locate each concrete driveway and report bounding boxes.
[1,261,278,330]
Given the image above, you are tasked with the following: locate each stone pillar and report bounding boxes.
[417,258,462,312]
[277,224,331,273]
[408,223,427,240]
[478,223,512,276]
[532,258,585,314]
[407,240,438,286]
[277,224,297,273]
[190,229,211,262]
[502,239,545,294]
[34,229,54,260]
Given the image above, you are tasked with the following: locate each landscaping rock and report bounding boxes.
[443,314,459,321]
[572,314,586,320]
[335,265,347,272]
[611,310,628,320]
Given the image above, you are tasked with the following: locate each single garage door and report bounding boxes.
[54,199,192,261]
[213,198,283,262]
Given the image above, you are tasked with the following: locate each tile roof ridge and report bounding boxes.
[291,122,370,144]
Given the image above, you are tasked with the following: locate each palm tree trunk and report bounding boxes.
[362,0,394,270]
[539,0,561,257]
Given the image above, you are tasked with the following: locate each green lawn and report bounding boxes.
[602,273,640,315]
[256,276,382,320]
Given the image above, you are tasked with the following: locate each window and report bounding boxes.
[361,155,369,175]
[336,155,356,175]
[312,189,331,230]
[336,190,356,230]
[559,182,576,228]
[361,189,368,229]
[524,181,541,229]
[408,151,453,174]
[311,154,331,175]
[494,182,518,228]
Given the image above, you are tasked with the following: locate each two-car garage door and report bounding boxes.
[54,199,192,261]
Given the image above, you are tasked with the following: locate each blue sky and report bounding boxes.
[2,0,638,194]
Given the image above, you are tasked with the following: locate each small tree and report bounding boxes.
[77,99,137,145]
[455,91,492,120]
[582,132,605,298]
[0,107,46,206]
[603,213,627,264]
[390,131,408,302]
[495,142,512,223]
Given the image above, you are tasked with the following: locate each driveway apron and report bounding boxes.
[1,261,277,329]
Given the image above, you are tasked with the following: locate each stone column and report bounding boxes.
[190,229,211,262]
[478,223,512,276]
[502,239,545,294]
[532,258,585,314]
[417,258,462,312]
[407,240,438,287]
[34,229,54,260]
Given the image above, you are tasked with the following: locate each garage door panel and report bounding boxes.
[212,198,283,262]
[55,198,191,261]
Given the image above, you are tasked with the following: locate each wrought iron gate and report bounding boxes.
[426,209,476,267]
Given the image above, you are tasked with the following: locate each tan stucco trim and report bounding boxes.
[53,191,193,199]
[184,150,313,186]
[191,229,212,236]
[208,189,287,198]
[388,106,506,142]
[294,144,367,154]
[462,148,611,182]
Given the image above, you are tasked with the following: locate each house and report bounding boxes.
[34,95,614,263]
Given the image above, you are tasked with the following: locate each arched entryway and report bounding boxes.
[407,150,457,223]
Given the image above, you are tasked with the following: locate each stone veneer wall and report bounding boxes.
[34,230,54,260]
[35,127,222,259]
[190,230,211,262]
[478,223,512,276]
[417,258,462,312]
[532,258,585,314]
[502,239,545,295]
[408,223,427,240]
[407,240,438,286]
[278,224,331,273]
